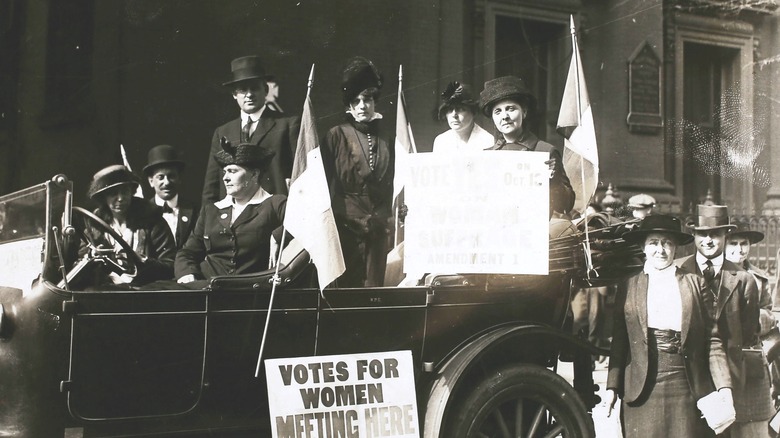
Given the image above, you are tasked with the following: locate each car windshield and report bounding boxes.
[0,180,69,294]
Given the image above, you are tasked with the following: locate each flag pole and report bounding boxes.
[394,65,403,248]
[569,15,594,277]
[254,64,315,377]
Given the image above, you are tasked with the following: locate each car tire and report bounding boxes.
[446,363,595,438]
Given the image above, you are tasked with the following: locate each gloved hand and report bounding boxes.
[544,158,557,179]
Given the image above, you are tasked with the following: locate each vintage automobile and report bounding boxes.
[0,176,640,437]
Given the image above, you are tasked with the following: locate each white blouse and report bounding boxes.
[432,123,495,153]
[644,262,682,331]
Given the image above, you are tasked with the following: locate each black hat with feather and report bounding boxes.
[213,138,275,169]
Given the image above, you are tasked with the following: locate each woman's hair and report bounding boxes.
[438,102,478,120]
[94,197,150,230]
[347,87,380,106]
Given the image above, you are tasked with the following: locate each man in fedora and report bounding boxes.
[725,222,780,412]
[677,204,768,437]
[202,55,299,203]
[144,144,198,249]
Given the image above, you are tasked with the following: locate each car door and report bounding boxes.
[314,286,428,359]
[63,288,208,421]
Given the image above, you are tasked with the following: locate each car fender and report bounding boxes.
[422,323,603,438]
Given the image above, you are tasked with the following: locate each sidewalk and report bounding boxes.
[558,361,622,437]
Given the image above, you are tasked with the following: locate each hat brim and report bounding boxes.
[89,181,139,200]
[143,160,186,174]
[437,100,478,120]
[480,92,536,117]
[222,75,266,87]
[728,230,764,244]
[623,229,694,246]
[687,224,737,233]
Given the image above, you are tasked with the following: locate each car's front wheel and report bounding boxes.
[446,363,595,438]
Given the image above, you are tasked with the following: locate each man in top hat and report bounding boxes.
[627,193,656,219]
[202,55,299,203]
[143,144,199,249]
[677,204,768,437]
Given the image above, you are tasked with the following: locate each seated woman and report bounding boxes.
[175,140,285,284]
[83,165,175,286]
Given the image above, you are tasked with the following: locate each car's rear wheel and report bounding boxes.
[446,363,594,438]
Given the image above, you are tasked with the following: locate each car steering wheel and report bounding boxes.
[72,207,142,277]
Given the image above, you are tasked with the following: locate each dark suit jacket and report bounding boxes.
[677,255,766,420]
[607,269,730,403]
[150,198,199,250]
[174,195,286,280]
[202,109,300,203]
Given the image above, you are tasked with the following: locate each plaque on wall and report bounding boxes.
[627,41,663,134]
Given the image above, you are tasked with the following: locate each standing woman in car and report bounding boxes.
[85,165,176,285]
[479,76,575,217]
[606,215,733,436]
[432,81,494,153]
[322,57,393,287]
[175,141,285,284]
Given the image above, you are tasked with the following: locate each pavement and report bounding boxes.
[558,360,622,437]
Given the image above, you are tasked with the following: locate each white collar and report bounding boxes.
[696,252,724,269]
[214,187,271,209]
[241,107,266,124]
[154,194,178,209]
[344,111,383,122]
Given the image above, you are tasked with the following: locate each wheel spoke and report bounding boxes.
[541,423,564,438]
[526,404,546,438]
[514,399,524,438]
[492,407,512,438]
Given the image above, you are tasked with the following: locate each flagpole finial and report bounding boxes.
[398,65,403,81]
[307,64,315,89]
[569,15,576,35]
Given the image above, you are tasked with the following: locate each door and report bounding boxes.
[65,289,208,420]
[681,42,739,209]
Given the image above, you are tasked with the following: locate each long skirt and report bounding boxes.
[622,343,710,437]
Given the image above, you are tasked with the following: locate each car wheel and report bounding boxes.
[446,363,595,438]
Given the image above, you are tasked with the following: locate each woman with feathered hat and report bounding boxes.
[83,164,176,285]
[175,140,285,284]
[432,81,494,153]
[479,76,575,217]
[322,56,393,287]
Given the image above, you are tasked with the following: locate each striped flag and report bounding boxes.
[557,17,599,215]
[283,79,345,291]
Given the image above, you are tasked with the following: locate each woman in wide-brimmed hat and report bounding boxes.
[84,164,176,285]
[175,140,285,284]
[606,214,733,436]
[432,81,494,153]
[479,76,575,216]
[322,56,393,287]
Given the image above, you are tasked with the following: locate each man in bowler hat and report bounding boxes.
[677,204,770,437]
[144,144,198,249]
[202,56,299,203]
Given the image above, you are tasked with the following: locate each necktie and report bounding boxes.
[242,118,254,142]
[161,203,173,214]
[703,259,715,285]
[703,259,718,310]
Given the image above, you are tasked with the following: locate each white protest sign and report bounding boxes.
[266,350,420,438]
[0,238,44,296]
[404,151,549,275]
